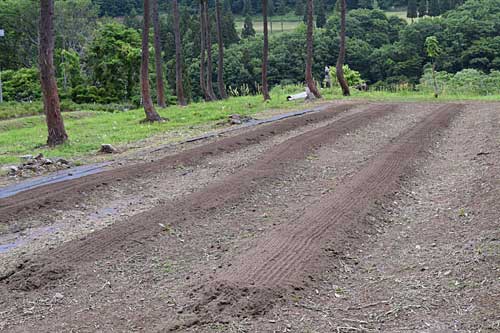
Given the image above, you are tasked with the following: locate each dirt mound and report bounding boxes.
[166,281,284,331]
[1,104,394,291]
[167,104,463,330]
[192,281,283,319]
[0,103,358,224]
[0,259,69,291]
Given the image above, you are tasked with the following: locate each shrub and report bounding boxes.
[418,68,500,95]
[1,68,41,102]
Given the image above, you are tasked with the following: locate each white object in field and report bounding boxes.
[0,30,4,37]
[287,91,308,101]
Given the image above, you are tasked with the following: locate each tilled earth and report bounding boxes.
[0,101,498,332]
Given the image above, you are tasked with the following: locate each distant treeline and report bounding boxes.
[92,0,411,18]
[0,0,498,104]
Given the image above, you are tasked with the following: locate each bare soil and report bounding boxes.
[0,101,498,333]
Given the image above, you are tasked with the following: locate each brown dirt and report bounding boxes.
[165,104,462,330]
[0,101,497,333]
[0,102,357,224]
[1,103,394,291]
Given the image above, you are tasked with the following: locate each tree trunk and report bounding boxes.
[39,0,68,146]
[152,0,166,108]
[141,0,163,121]
[199,1,211,101]
[173,0,187,106]
[336,0,350,96]
[61,39,68,93]
[215,0,228,99]
[204,0,217,100]
[305,0,321,98]
[262,0,271,101]
[432,63,439,98]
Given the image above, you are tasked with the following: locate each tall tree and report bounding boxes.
[173,0,187,105]
[425,36,442,98]
[39,0,68,146]
[295,0,305,16]
[141,0,163,121]
[428,0,440,16]
[203,0,217,100]
[152,0,166,107]
[243,0,252,15]
[407,0,418,20]
[305,0,321,98]
[215,0,228,99]
[199,0,211,100]
[269,0,274,33]
[276,0,286,31]
[418,0,427,17]
[336,0,350,96]
[316,0,327,28]
[262,0,271,100]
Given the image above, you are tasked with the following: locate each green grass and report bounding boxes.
[1,86,498,167]
[0,101,134,120]
[234,15,302,34]
[383,9,424,22]
[0,88,304,166]
[349,88,500,102]
[0,102,44,120]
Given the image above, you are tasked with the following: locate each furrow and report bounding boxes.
[184,104,462,325]
[2,103,393,290]
[0,103,358,223]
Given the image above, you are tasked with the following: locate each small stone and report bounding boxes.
[229,114,242,125]
[56,158,69,165]
[34,153,44,160]
[42,158,53,165]
[23,158,35,165]
[20,155,33,161]
[24,164,38,171]
[54,292,64,299]
[99,144,119,154]
[8,166,19,174]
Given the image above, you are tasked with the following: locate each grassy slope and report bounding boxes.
[0,88,305,166]
[1,88,498,167]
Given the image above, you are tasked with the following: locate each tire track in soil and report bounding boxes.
[1,104,395,291]
[0,103,358,224]
[168,104,463,331]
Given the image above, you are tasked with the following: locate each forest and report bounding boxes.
[0,0,498,106]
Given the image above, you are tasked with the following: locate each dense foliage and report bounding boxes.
[0,0,498,105]
[419,68,500,95]
[89,0,412,17]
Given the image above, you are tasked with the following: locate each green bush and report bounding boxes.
[1,68,41,102]
[418,68,500,95]
[342,65,365,86]
[0,101,43,120]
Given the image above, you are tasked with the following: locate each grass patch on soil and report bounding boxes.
[1,86,498,167]
[0,101,134,121]
[350,89,500,102]
[0,88,308,166]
